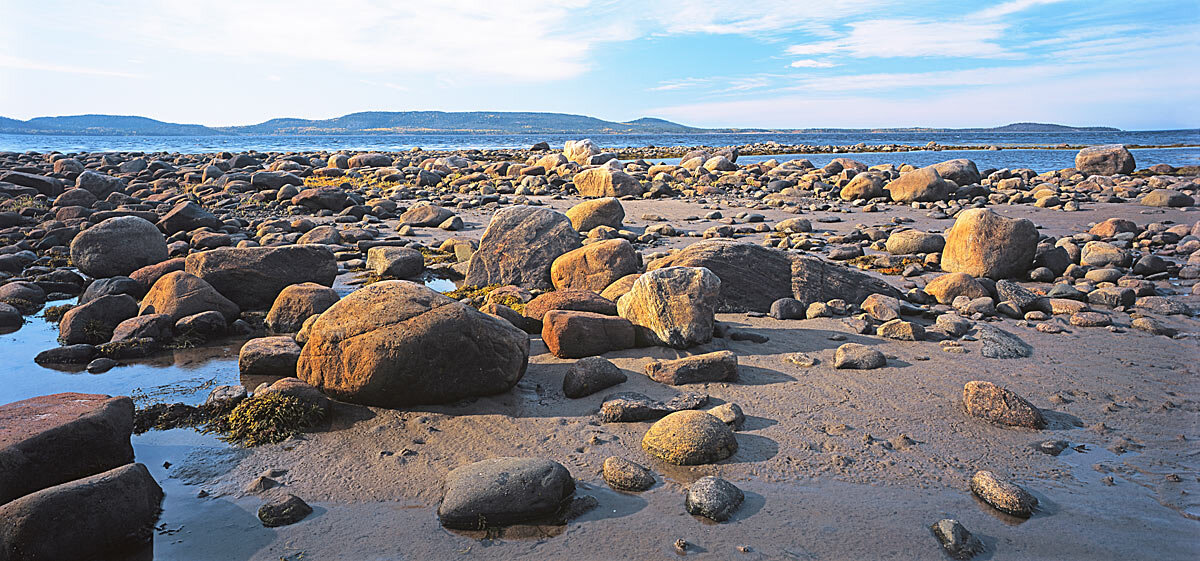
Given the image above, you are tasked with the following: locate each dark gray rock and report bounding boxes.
[563,357,627,398]
[438,457,575,529]
[258,494,312,527]
[684,476,744,522]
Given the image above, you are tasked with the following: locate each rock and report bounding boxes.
[34,344,99,365]
[0,463,162,560]
[176,310,227,336]
[566,197,624,232]
[563,139,600,165]
[862,293,902,321]
[265,283,340,333]
[963,381,1045,429]
[936,314,973,337]
[438,458,575,529]
[840,173,885,200]
[79,276,141,305]
[1132,316,1176,336]
[1089,218,1139,238]
[886,166,953,203]
[995,279,1044,313]
[932,159,981,186]
[885,230,945,254]
[70,216,168,279]
[602,457,654,491]
[1141,189,1194,207]
[254,377,331,411]
[129,258,186,294]
[1075,144,1135,176]
[296,225,342,245]
[0,282,45,313]
[0,171,63,197]
[600,274,640,302]
[768,297,806,320]
[258,494,312,527]
[1080,241,1129,268]
[0,393,134,505]
[563,357,627,398]
[465,206,581,290]
[110,313,174,342]
[641,410,738,465]
[707,402,745,430]
[86,357,118,374]
[59,294,138,344]
[399,204,455,227]
[970,470,1038,517]
[645,351,738,385]
[617,267,720,349]
[599,392,708,423]
[0,303,20,331]
[542,310,635,359]
[298,281,529,407]
[139,271,240,322]
[158,201,222,235]
[239,336,302,378]
[685,476,744,522]
[366,246,424,278]
[931,519,984,560]
[942,209,1038,279]
[523,290,616,324]
[574,167,643,198]
[877,319,924,341]
[185,245,337,309]
[833,343,886,369]
[550,238,639,292]
[74,170,122,199]
[790,255,902,306]
[1135,295,1191,316]
[649,241,791,312]
[978,325,1032,359]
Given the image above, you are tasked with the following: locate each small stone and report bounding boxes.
[685,476,744,522]
[963,381,1045,429]
[244,475,277,494]
[563,357,627,398]
[707,402,745,430]
[931,518,984,560]
[970,470,1038,518]
[833,343,886,369]
[1038,440,1069,455]
[783,353,818,367]
[258,494,312,527]
[978,325,1032,359]
[602,457,655,491]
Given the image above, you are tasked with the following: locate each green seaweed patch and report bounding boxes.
[846,254,924,276]
[41,303,74,323]
[0,195,47,213]
[492,294,527,314]
[418,246,457,265]
[2,297,41,316]
[207,392,325,447]
[443,283,501,303]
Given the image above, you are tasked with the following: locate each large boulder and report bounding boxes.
[563,139,600,165]
[541,310,635,359]
[0,393,134,505]
[265,282,340,333]
[366,246,424,278]
[0,171,62,197]
[839,172,885,200]
[550,239,639,293]
[438,457,574,529]
[565,197,624,231]
[70,216,168,279]
[348,153,392,168]
[185,245,337,309]
[298,281,529,407]
[239,336,302,378]
[617,267,720,349]
[641,410,737,465]
[59,294,138,344]
[573,167,643,198]
[942,208,1038,279]
[139,271,240,322]
[790,255,902,306]
[1141,189,1194,208]
[931,159,981,186]
[885,167,954,203]
[398,204,455,227]
[0,463,162,560]
[75,170,123,199]
[648,241,791,312]
[465,206,581,290]
[1075,144,1135,176]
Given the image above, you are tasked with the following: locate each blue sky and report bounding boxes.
[1,0,1197,129]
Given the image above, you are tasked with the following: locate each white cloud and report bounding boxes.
[0,54,141,79]
[640,0,890,36]
[786,19,1010,59]
[972,0,1068,20]
[790,59,837,68]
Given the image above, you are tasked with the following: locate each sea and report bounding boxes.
[1,129,1197,173]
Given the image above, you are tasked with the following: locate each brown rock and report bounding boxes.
[550,238,639,293]
[925,272,990,305]
[265,282,340,333]
[641,410,738,465]
[942,209,1038,279]
[970,470,1038,517]
[139,271,240,322]
[645,350,738,385]
[962,381,1045,429]
[541,310,635,359]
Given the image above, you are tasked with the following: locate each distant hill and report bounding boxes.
[219,111,704,135]
[0,114,1123,136]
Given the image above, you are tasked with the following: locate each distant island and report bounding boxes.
[0,112,1122,136]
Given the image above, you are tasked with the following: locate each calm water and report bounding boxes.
[1,130,1196,154]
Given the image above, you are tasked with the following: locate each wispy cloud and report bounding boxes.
[0,54,141,79]
[789,59,837,68]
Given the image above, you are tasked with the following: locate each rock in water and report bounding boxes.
[0,463,163,560]
[465,206,581,289]
[931,519,984,559]
[1074,144,1135,176]
[642,410,738,465]
[438,458,575,529]
[970,470,1038,517]
[963,381,1045,429]
[648,241,791,312]
[185,245,337,309]
[617,267,720,349]
[69,216,167,278]
[685,476,744,522]
[563,357,627,398]
[258,494,313,527]
[602,457,655,491]
[366,246,424,278]
[139,271,240,322]
[239,336,302,378]
[0,393,134,504]
[978,325,1032,359]
[942,209,1038,279]
[297,281,529,407]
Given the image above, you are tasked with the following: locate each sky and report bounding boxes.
[1,0,1198,130]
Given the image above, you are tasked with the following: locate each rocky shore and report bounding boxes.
[0,140,1197,560]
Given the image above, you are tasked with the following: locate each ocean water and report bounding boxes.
[1,130,1197,173]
